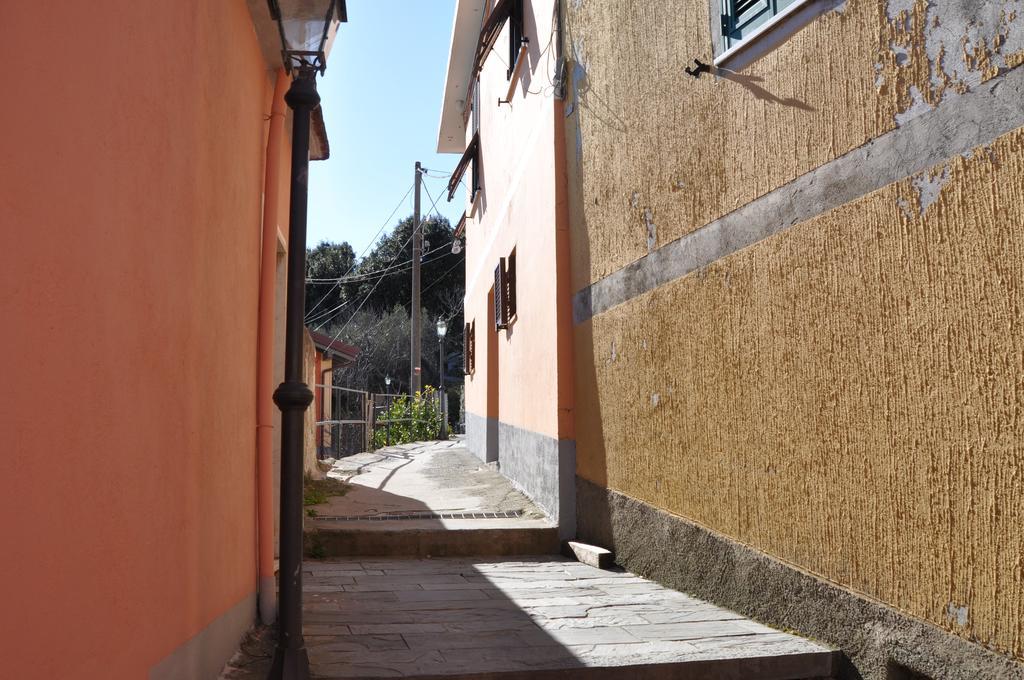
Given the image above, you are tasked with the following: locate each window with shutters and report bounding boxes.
[463,320,476,374]
[492,251,517,332]
[447,132,480,204]
[506,0,525,81]
[714,0,831,71]
[493,260,508,331]
[504,249,517,323]
[472,0,526,81]
[721,0,797,49]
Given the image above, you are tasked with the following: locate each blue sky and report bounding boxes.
[307,0,466,258]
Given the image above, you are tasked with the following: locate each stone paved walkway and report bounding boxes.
[222,555,835,679]
[310,440,552,529]
[305,441,559,558]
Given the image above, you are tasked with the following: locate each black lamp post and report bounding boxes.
[436,320,448,439]
[266,2,345,678]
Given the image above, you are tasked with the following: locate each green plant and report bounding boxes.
[372,386,443,449]
[303,476,350,508]
[307,537,327,559]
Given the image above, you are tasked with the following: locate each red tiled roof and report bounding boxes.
[307,329,359,363]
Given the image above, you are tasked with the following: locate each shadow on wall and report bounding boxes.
[485,286,501,463]
[519,0,548,99]
[714,68,816,111]
[561,28,609,504]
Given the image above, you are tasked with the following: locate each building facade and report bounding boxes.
[438,0,577,536]
[0,2,334,677]
[564,1,1024,678]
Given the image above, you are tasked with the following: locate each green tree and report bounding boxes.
[353,215,464,318]
[305,214,466,400]
[305,240,357,320]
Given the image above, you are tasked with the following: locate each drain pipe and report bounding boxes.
[257,67,289,625]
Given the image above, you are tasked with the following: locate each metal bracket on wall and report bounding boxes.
[685,58,710,78]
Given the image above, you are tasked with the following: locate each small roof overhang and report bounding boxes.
[437,0,486,154]
[308,329,360,365]
[311,107,329,161]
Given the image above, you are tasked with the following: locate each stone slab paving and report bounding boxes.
[309,440,553,530]
[295,556,836,679]
[305,441,559,558]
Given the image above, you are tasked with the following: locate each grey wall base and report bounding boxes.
[465,411,499,464]
[576,477,1024,680]
[498,422,575,539]
[465,411,576,538]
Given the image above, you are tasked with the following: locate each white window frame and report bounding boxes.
[712,0,843,71]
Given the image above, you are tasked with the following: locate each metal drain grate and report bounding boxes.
[315,510,525,522]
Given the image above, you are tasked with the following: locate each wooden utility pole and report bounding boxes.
[410,161,422,394]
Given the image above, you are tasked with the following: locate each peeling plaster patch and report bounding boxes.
[884,0,1024,126]
[896,197,915,221]
[892,45,910,66]
[609,340,617,363]
[912,165,950,213]
[650,393,660,408]
[671,180,686,192]
[946,602,970,627]
[643,208,657,252]
[886,0,915,21]
[630,192,640,208]
[894,85,933,126]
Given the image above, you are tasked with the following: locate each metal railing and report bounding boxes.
[314,386,459,456]
[315,384,372,459]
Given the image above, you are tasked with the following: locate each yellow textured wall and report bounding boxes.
[564,0,1024,290]
[575,128,1024,658]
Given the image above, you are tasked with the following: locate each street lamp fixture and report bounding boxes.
[265,2,346,679]
[267,0,346,75]
[385,375,392,390]
[436,320,448,338]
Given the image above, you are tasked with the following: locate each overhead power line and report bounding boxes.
[304,182,415,322]
[314,175,454,342]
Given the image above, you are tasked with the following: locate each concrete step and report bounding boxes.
[313,660,836,680]
[304,519,560,558]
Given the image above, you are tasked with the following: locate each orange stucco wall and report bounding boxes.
[0,2,280,677]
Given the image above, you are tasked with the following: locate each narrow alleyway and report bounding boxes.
[221,441,837,679]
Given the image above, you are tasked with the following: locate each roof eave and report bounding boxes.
[437,0,486,154]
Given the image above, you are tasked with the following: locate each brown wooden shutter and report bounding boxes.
[464,322,471,375]
[470,321,476,372]
[472,0,516,77]
[448,133,480,202]
[505,251,517,321]
[493,260,507,331]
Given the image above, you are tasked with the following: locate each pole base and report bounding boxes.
[267,644,310,680]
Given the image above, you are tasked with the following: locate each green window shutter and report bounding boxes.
[721,0,799,50]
